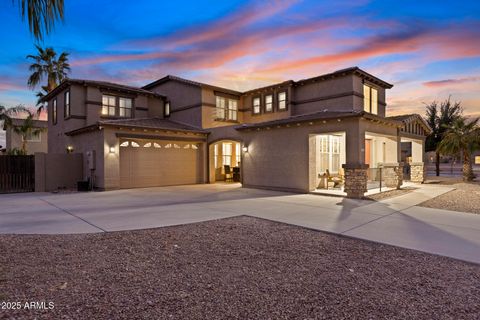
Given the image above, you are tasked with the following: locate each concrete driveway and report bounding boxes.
[1,183,480,264]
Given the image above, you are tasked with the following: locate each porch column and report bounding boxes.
[410,138,426,183]
[383,135,403,189]
[383,163,404,189]
[343,124,368,199]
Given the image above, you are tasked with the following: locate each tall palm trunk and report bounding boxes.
[462,150,473,182]
[21,138,27,155]
[435,152,440,176]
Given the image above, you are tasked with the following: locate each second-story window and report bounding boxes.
[52,99,57,125]
[228,99,238,121]
[363,85,378,115]
[252,97,261,114]
[215,96,238,121]
[164,102,170,117]
[102,95,116,116]
[216,96,226,119]
[265,95,273,112]
[119,97,132,117]
[64,91,70,118]
[278,92,286,110]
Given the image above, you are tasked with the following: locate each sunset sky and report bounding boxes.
[0,0,479,122]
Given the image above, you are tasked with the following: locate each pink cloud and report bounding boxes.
[423,76,480,87]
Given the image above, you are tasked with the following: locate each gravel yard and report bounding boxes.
[1,216,479,319]
[419,179,480,214]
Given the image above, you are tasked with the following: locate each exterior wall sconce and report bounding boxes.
[109,146,115,154]
[242,146,248,153]
[66,145,74,153]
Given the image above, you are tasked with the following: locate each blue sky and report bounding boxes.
[0,0,479,120]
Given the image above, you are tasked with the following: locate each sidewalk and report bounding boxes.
[236,184,480,264]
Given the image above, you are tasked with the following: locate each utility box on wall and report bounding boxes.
[86,150,96,170]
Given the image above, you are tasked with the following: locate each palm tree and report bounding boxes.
[27,46,70,112]
[437,118,480,181]
[13,0,65,41]
[27,45,70,92]
[0,105,28,126]
[2,107,45,155]
[425,97,462,176]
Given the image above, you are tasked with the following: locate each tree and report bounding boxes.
[3,108,46,155]
[13,0,65,41]
[437,117,480,181]
[27,45,70,111]
[27,45,70,92]
[424,97,462,176]
[0,105,28,126]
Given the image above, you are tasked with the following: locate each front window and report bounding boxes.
[253,97,260,114]
[265,95,273,112]
[22,132,41,142]
[222,143,232,166]
[278,92,286,110]
[318,135,341,174]
[235,143,241,166]
[228,99,238,121]
[216,96,226,119]
[165,102,170,117]
[215,96,238,121]
[102,95,116,116]
[119,97,132,117]
[363,85,378,114]
[52,99,57,124]
[64,91,70,118]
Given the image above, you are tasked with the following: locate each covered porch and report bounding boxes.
[309,116,405,198]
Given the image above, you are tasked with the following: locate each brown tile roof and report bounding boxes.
[236,110,402,130]
[99,117,208,134]
[40,79,166,102]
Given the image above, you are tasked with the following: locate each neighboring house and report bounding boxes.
[41,67,430,198]
[3,118,48,154]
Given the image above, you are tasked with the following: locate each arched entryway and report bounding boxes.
[208,139,243,184]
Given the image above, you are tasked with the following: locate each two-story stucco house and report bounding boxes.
[41,67,431,198]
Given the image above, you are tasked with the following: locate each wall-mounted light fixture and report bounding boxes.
[242,146,248,153]
[66,145,74,153]
[109,146,115,154]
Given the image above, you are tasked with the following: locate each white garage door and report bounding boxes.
[120,139,202,189]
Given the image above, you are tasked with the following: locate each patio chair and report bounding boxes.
[326,169,343,188]
[224,165,233,182]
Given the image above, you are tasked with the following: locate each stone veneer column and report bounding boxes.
[342,163,369,199]
[410,162,426,183]
[382,163,404,189]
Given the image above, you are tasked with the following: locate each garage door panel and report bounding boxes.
[120,140,201,189]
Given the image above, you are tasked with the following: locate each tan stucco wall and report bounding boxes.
[6,128,48,154]
[148,80,203,127]
[292,75,354,115]
[35,153,83,192]
[240,117,369,192]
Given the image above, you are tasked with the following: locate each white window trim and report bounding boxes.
[278,91,287,110]
[252,97,261,114]
[265,94,273,112]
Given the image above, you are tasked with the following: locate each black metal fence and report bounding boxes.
[0,155,35,193]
